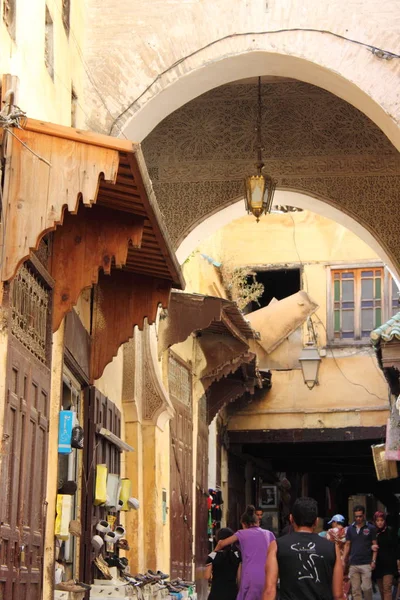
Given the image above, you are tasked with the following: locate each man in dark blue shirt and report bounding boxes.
[343,505,377,600]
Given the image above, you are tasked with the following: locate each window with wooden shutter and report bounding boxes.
[332,268,383,341]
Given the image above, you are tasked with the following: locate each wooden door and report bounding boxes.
[195,395,208,571]
[169,352,193,580]
[0,260,52,600]
[0,339,50,600]
[170,402,193,579]
[80,387,121,585]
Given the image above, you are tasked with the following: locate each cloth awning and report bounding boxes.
[246,291,319,354]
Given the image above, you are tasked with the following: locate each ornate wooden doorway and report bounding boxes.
[169,352,193,580]
[0,261,52,600]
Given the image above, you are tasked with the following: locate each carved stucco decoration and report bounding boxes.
[142,322,174,428]
[142,81,400,266]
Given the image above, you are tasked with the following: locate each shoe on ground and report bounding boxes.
[55,580,87,592]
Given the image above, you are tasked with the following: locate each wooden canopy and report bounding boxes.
[158,291,254,354]
[1,118,184,381]
[1,118,183,287]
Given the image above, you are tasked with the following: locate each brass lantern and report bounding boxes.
[244,77,277,222]
[245,173,276,222]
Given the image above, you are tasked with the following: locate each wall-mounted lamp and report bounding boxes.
[299,318,321,390]
[298,343,321,390]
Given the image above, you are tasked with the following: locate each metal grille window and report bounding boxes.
[332,268,383,340]
[11,263,51,363]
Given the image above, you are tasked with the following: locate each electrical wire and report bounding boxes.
[289,213,309,293]
[286,213,390,402]
[313,313,389,403]
[109,28,400,135]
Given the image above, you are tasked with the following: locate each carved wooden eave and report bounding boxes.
[1,118,184,381]
[1,118,183,288]
[206,359,261,424]
[198,333,255,391]
[158,291,254,354]
[91,272,171,382]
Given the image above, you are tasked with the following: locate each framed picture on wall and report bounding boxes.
[260,484,278,509]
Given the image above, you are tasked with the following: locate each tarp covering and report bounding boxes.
[246,291,319,354]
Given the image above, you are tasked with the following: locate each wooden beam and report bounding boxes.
[90,271,171,382]
[23,118,136,153]
[50,204,144,332]
[228,426,387,445]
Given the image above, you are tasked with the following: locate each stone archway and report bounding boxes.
[140,79,400,272]
[84,1,400,148]
[120,51,400,148]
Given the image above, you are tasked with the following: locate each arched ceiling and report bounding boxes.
[142,80,400,268]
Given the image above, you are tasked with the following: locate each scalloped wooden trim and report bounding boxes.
[91,271,171,382]
[50,203,144,332]
[1,127,119,282]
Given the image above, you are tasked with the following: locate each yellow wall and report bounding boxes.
[183,210,390,432]
[0,0,85,126]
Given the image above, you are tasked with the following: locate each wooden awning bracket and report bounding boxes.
[90,271,171,382]
[50,203,145,331]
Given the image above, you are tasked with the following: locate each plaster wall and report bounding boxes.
[196,211,379,269]
[0,0,85,126]
[183,210,391,431]
[83,0,400,149]
[228,360,388,431]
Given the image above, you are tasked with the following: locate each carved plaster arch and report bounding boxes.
[142,320,175,430]
[141,79,400,275]
[121,51,400,150]
[176,191,400,283]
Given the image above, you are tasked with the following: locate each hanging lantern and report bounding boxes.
[245,174,276,222]
[244,77,277,222]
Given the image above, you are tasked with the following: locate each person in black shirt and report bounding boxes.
[204,527,241,600]
[372,511,400,600]
[263,497,343,600]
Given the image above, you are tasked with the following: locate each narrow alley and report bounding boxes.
[0,2,399,600]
